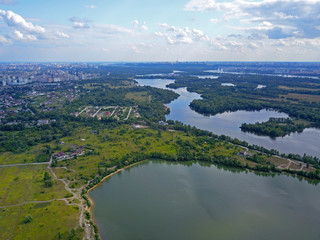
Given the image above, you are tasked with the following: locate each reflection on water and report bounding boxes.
[135,78,320,157]
[90,161,320,240]
[134,78,175,89]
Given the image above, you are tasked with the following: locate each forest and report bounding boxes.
[240,117,307,137]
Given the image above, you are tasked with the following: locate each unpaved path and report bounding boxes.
[0,162,48,168]
[0,156,95,240]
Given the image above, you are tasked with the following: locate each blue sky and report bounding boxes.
[0,0,320,61]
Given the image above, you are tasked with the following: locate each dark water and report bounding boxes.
[136,78,320,157]
[90,161,320,240]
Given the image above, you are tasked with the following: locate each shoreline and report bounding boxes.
[86,160,148,233]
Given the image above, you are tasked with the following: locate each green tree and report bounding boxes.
[43,172,53,187]
[23,215,33,224]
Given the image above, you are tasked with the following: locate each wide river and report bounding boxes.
[90,161,320,240]
[137,78,320,158]
[89,78,320,240]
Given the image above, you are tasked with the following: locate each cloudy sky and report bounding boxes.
[0,0,320,61]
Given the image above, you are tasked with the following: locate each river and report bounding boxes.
[137,78,320,158]
[90,161,320,240]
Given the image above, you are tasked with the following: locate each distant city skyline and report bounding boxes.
[0,0,320,62]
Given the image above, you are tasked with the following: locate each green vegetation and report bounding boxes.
[0,201,81,240]
[23,215,33,224]
[240,117,307,137]
[0,165,68,205]
[43,172,53,187]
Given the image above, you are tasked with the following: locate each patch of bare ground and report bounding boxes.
[267,156,288,167]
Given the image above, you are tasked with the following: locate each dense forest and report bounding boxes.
[240,117,306,137]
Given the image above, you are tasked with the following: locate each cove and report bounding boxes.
[136,78,320,158]
[90,161,320,240]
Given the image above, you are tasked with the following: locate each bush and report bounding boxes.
[23,215,33,224]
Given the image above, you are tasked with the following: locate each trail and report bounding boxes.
[47,158,94,240]
[124,107,132,120]
[0,162,48,168]
[76,107,88,117]
[92,107,102,118]
[110,106,118,117]
[0,198,73,209]
[277,158,306,170]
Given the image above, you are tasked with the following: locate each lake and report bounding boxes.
[90,161,320,240]
[136,78,320,158]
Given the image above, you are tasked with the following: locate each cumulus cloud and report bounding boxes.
[132,20,148,31]
[0,9,70,43]
[184,0,320,39]
[55,31,69,38]
[69,16,90,29]
[0,9,45,33]
[12,30,37,40]
[157,23,209,45]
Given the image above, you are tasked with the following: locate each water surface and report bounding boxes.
[90,161,320,240]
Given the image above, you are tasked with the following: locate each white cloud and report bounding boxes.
[0,35,11,44]
[184,0,320,39]
[184,0,220,11]
[272,12,297,20]
[55,31,69,38]
[95,23,133,35]
[157,23,209,45]
[0,9,71,44]
[132,20,148,31]
[0,9,46,33]
[12,30,37,40]
[85,5,96,9]
[132,19,139,27]
[210,18,220,23]
[73,22,89,28]
[69,17,90,29]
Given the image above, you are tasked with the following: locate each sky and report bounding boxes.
[0,0,320,62]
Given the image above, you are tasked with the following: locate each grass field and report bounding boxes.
[0,142,56,165]
[278,85,320,92]
[0,164,81,240]
[0,165,69,206]
[280,93,320,102]
[0,201,81,240]
[125,91,150,103]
